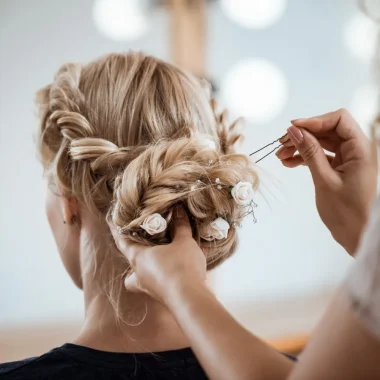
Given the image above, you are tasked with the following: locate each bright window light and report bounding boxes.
[344,13,378,63]
[221,59,288,123]
[350,84,379,136]
[221,0,287,29]
[93,0,149,41]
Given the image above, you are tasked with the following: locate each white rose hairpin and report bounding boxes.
[230,181,257,223]
[200,217,230,241]
[196,134,217,151]
[231,181,254,206]
[140,213,167,235]
[202,138,216,151]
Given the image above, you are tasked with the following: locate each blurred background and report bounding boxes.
[1,0,379,361]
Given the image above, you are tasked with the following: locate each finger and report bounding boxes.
[170,206,193,241]
[317,137,340,153]
[291,108,364,141]
[276,145,297,160]
[124,273,142,293]
[281,156,304,168]
[280,134,294,144]
[108,222,143,264]
[280,133,339,152]
[278,134,293,147]
[282,139,294,148]
[281,153,335,168]
[287,126,339,185]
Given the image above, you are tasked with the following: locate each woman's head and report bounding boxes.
[37,52,258,307]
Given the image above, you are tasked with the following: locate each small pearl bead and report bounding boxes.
[191,185,197,191]
[209,159,214,165]
[215,178,220,184]
[197,180,202,184]
[132,232,137,236]
[217,185,222,190]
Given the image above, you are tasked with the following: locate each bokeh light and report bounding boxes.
[221,59,288,123]
[350,84,379,136]
[93,0,149,41]
[344,12,378,62]
[221,0,287,29]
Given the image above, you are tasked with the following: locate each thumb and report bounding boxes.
[287,125,337,186]
[124,273,143,293]
[170,206,193,241]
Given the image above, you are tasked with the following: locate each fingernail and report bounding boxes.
[290,118,307,125]
[275,146,286,157]
[282,139,294,147]
[279,133,288,143]
[287,126,303,144]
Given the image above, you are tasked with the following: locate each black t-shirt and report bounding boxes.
[0,343,297,379]
[0,344,207,379]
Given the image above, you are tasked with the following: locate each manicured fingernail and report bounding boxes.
[291,118,307,125]
[287,126,304,144]
[282,139,294,147]
[275,146,286,157]
[279,133,288,143]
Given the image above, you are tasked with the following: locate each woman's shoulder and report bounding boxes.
[0,357,38,378]
[0,348,77,379]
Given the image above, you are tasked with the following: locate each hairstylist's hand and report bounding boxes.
[276,109,378,255]
[109,207,207,304]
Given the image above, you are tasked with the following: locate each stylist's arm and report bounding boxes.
[110,108,378,380]
[276,109,380,380]
[110,209,294,380]
[277,108,378,254]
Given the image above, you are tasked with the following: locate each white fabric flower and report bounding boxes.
[200,217,230,241]
[231,181,254,206]
[210,217,230,239]
[196,134,216,151]
[140,213,167,235]
[203,137,216,151]
[199,223,215,241]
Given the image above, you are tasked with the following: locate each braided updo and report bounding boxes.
[37,52,258,273]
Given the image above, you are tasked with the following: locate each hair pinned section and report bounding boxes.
[109,137,258,269]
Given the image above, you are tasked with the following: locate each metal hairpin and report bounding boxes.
[249,134,289,163]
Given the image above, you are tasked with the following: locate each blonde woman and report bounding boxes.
[0,51,297,379]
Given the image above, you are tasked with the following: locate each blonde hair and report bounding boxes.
[37,52,258,305]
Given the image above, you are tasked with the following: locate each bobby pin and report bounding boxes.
[250,134,289,163]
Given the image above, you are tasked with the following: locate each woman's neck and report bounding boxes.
[74,289,189,353]
[74,219,190,353]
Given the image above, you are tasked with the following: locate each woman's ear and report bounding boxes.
[61,195,80,225]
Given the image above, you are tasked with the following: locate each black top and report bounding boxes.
[0,343,297,379]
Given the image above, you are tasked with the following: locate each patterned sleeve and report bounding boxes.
[345,194,380,340]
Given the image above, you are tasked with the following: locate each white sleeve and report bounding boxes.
[345,194,380,340]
